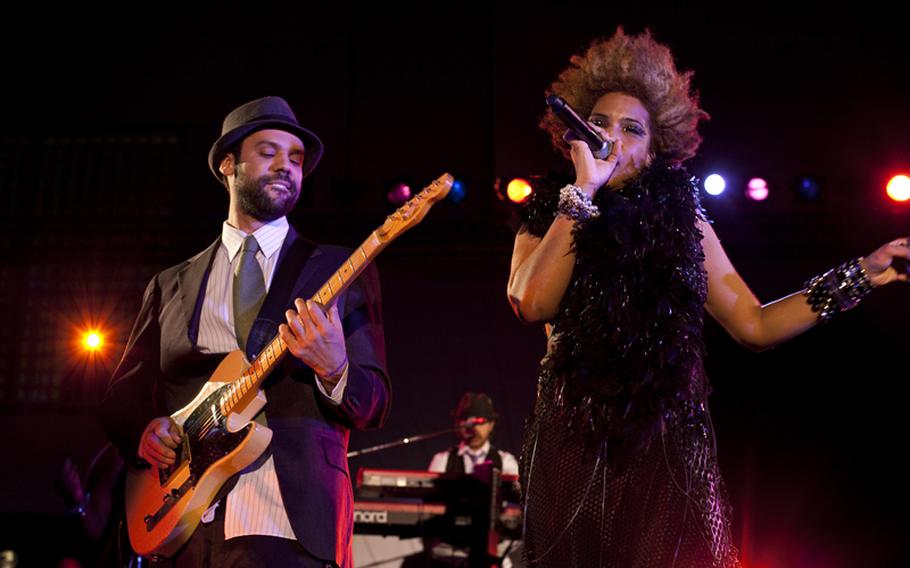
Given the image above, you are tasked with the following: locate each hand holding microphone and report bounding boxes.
[546,94,613,159]
[547,94,621,195]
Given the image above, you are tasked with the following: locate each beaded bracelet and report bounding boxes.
[557,184,600,220]
[804,257,874,322]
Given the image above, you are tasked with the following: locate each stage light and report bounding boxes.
[794,174,821,200]
[746,178,769,201]
[448,179,466,203]
[506,178,533,203]
[886,174,910,202]
[82,330,104,352]
[387,182,412,206]
[704,174,726,196]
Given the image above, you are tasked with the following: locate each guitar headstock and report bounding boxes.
[376,173,453,241]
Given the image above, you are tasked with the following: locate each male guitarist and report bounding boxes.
[100,96,391,567]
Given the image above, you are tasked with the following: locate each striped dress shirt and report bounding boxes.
[196,216,347,540]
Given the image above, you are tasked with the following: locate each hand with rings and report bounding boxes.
[859,236,910,286]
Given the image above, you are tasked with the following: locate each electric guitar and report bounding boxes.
[125,173,453,558]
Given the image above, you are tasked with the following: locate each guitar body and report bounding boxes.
[125,350,272,558]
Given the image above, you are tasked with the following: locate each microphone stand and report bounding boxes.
[347,425,463,459]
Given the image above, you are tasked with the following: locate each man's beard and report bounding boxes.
[235,172,300,222]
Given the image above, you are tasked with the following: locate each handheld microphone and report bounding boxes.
[546,94,613,159]
[458,417,488,428]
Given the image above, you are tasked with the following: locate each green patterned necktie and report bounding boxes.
[232,235,266,352]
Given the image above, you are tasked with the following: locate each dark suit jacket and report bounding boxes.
[99,227,391,567]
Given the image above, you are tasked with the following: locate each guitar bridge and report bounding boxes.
[158,436,191,486]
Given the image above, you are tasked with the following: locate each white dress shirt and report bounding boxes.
[428,440,519,476]
[196,216,347,540]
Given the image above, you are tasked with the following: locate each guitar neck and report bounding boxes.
[312,231,387,308]
[220,230,388,416]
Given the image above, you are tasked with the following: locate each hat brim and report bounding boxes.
[208,119,324,181]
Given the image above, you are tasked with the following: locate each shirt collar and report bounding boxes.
[221,216,289,262]
[458,440,491,458]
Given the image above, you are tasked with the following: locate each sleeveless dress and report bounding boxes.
[517,164,741,568]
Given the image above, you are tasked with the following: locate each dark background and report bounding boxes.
[1,4,908,567]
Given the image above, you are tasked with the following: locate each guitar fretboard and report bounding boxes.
[217,231,386,417]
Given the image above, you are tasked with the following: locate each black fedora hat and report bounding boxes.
[208,96,324,181]
[452,392,500,421]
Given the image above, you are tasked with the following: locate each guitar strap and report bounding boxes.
[245,234,317,361]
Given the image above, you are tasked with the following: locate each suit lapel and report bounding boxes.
[246,227,321,359]
[176,238,220,347]
[279,227,326,307]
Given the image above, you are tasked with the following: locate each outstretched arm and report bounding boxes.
[702,221,908,351]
